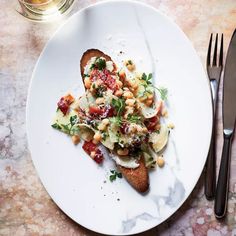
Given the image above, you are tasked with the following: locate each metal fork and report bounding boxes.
[205,33,224,200]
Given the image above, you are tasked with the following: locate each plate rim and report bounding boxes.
[26,0,213,235]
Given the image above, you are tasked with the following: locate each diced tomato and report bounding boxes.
[89,106,104,115]
[82,141,97,154]
[90,69,118,91]
[93,149,104,164]
[89,105,114,119]
[145,116,159,131]
[120,122,129,134]
[57,94,74,115]
[102,106,114,118]
[82,141,104,164]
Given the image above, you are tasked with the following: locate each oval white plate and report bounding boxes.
[26,1,212,235]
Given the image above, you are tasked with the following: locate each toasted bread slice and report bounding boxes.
[80,49,114,77]
[80,49,149,193]
[117,157,149,193]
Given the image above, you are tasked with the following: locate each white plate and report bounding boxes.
[26,1,212,235]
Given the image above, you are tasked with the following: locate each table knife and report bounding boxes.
[214,29,236,219]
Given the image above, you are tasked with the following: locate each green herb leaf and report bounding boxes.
[156,87,168,100]
[96,58,106,70]
[109,116,122,126]
[112,98,125,116]
[51,123,62,130]
[61,124,71,134]
[127,114,141,123]
[95,85,106,97]
[141,73,152,85]
[109,174,116,182]
[117,172,122,178]
[102,132,108,141]
[90,57,106,71]
[109,170,122,182]
[70,115,78,126]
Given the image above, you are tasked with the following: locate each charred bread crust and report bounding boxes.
[117,157,149,193]
[80,49,114,78]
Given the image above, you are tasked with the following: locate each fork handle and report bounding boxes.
[214,130,233,219]
[204,79,218,200]
[205,126,216,199]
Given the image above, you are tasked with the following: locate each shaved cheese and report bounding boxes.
[111,154,140,169]
[139,102,158,118]
[101,136,114,150]
[78,124,95,141]
[149,125,169,152]
[106,61,114,72]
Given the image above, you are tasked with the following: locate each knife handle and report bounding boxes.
[214,131,233,219]
[204,128,216,200]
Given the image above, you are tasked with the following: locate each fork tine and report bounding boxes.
[207,33,213,66]
[219,34,223,67]
[213,33,218,66]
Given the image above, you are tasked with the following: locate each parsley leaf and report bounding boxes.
[90,57,106,70]
[51,123,62,130]
[141,73,152,85]
[109,116,122,126]
[112,98,125,116]
[156,87,168,100]
[70,115,78,126]
[109,170,122,182]
[52,115,80,135]
[127,114,141,123]
[96,58,106,70]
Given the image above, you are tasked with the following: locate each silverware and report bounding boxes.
[205,33,224,200]
[214,29,236,219]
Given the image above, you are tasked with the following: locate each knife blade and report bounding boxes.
[214,29,236,219]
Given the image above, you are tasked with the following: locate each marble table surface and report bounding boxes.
[0,0,236,235]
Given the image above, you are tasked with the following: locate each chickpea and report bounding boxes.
[125,98,136,106]
[147,93,154,100]
[155,124,161,130]
[71,135,80,145]
[123,91,134,99]
[139,96,147,102]
[123,87,129,91]
[124,60,135,71]
[142,127,148,133]
[167,122,175,129]
[93,131,102,142]
[161,108,168,117]
[136,125,143,132]
[129,80,138,90]
[129,124,137,133]
[119,70,126,81]
[117,148,129,156]
[145,99,153,107]
[117,80,123,88]
[98,123,106,131]
[102,118,110,126]
[157,156,165,168]
[114,89,123,97]
[84,77,91,89]
[90,151,96,158]
[96,97,105,105]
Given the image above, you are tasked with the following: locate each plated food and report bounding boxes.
[52,49,170,193]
